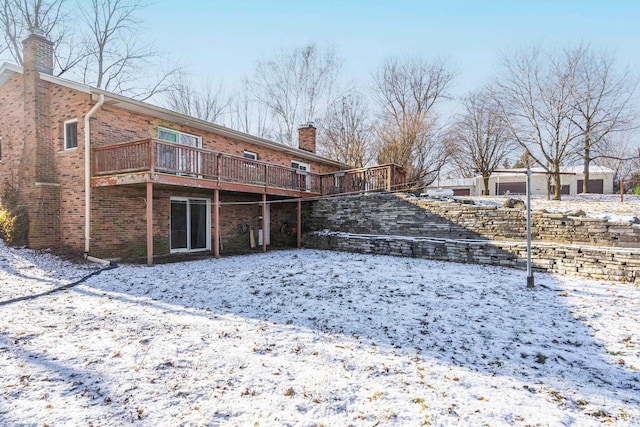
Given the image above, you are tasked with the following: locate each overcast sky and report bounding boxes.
[146,0,640,101]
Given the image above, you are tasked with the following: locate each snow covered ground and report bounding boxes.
[462,194,640,222]
[1,241,639,426]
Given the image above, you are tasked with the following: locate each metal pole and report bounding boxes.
[526,167,534,288]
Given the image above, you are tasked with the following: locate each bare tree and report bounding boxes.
[450,88,513,195]
[319,91,373,167]
[566,45,639,192]
[164,71,229,123]
[0,0,72,68]
[247,44,342,146]
[373,57,455,189]
[495,46,580,200]
[77,0,178,100]
[225,79,271,138]
[0,0,177,99]
[593,133,639,190]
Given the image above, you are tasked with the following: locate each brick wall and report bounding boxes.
[86,188,299,261]
[1,65,336,256]
[303,193,640,283]
[0,73,25,185]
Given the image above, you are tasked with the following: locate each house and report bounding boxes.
[428,166,614,196]
[0,30,404,264]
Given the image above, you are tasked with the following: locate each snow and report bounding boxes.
[1,241,639,426]
[458,194,640,223]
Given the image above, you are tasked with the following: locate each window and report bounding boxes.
[157,127,202,175]
[64,119,78,150]
[291,160,311,191]
[158,127,201,147]
[170,197,211,253]
[243,150,258,160]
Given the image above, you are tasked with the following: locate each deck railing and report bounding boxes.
[93,139,405,195]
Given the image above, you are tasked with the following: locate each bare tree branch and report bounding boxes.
[319,90,373,167]
[373,57,455,189]
[76,0,180,100]
[247,44,342,146]
[164,71,229,123]
[495,46,581,199]
[565,44,639,192]
[450,88,514,194]
[0,0,73,69]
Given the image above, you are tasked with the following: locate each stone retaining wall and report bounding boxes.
[302,193,640,283]
[304,232,640,283]
[304,193,640,248]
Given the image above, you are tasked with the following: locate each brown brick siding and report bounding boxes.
[0,67,337,259]
[87,187,298,261]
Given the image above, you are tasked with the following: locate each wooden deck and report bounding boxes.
[92,139,406,197]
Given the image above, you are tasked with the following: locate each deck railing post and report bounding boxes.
[149,139,155,173]
[387,165,392,192]
[216,153,221,183]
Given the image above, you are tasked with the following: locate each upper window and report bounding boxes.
[291,160,310,172]
[64,119,78,150]
[243,150,258,160]
[158,127,201,147]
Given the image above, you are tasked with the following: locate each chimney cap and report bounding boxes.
[28,26,46,37]
[298,122,316,130]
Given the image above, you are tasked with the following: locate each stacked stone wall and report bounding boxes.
[303,193,640,283]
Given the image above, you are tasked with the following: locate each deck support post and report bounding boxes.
[297,199,302,249]
[262,193,267,252]
[214,188,220,258]
[146,181,153,266]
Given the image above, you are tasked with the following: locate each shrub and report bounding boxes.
[632,184,640,195]
[0,208,15,240]
[0,182,28,246]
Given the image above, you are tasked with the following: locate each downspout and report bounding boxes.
[84,93,105,259]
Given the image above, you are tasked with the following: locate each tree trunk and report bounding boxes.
[582,144,590,194]
[553,172,562,200]
[482,175,490,195]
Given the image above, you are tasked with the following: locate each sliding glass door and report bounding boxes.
[170,198,210,252]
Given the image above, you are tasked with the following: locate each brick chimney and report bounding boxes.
[22,27,54,75]
[20,27,61,248]
[298,123,316,153]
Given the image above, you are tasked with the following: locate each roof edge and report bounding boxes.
[0,62,22,86]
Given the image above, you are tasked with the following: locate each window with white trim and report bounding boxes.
[158,127,201,147]
[157,127,202,175]
[243,150,258,160]
[291,160,311,191]
[64,119,78,150]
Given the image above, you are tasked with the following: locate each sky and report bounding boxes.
[145,0,640,101]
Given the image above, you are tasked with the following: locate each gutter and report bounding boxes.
[84,93,105,256]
